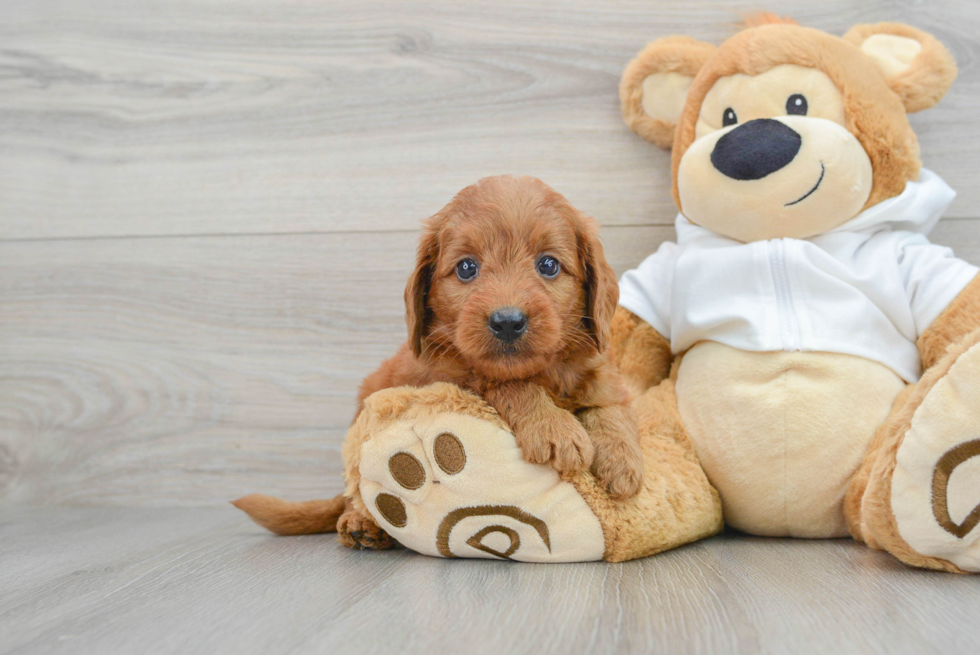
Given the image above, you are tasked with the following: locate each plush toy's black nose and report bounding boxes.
[710,118,802,180]
[488,307,527,344]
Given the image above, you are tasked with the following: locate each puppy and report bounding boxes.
[358,175,641,488]
[235,176,643,547]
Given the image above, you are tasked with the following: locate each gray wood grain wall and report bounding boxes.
[2,0,979,506]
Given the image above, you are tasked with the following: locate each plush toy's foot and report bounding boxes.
[347,382,722,562]
[354,386,606,562]
[857,330,980,573]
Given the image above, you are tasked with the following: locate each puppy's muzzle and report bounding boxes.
[488,307,527,344]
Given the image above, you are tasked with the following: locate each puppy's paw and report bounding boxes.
[337,508,397,550]
[515,411,595,474]
[591,436,644,501]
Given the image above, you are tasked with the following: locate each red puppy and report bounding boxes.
[235,176,643,547]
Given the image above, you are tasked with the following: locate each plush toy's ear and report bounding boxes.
[843,22,957,113]
[620,36,716,149]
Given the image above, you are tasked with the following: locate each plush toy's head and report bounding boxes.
[620,16,957,242]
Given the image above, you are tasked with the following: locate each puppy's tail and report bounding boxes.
[231,493,346,535]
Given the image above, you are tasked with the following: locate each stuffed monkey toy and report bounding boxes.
[614,15,979,573]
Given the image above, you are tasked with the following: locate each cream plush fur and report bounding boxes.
[356,398,606,562]
[676,343,905,537]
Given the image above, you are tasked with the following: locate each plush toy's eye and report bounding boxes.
[786,94,808,116]
[722,107,738,127]
[456,258,479,282]
[536,255,561,279]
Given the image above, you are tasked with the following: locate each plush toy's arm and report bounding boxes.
[610,306,673,396]
[917,273,980,369]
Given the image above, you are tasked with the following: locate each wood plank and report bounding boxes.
[1,222,977,506]
[2,0,980,239]
[1,506,978,655]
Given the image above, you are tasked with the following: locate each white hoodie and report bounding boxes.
[619,169,979,382]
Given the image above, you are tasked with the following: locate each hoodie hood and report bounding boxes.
[675,168,955,245]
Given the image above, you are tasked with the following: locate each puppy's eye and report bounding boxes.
[786,94,808,116]
[536,255,561,279]
[722,107,737,127]
[455,258,479,282]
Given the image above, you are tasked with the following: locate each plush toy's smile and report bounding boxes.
[785,162,825,206]
[677,116,873,241]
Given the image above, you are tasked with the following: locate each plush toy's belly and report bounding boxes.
[675,341,906,538]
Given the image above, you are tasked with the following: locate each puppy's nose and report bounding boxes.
[488,307,527,344]
[711,118,801,180]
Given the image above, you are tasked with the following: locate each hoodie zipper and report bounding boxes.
[767,239,802,351]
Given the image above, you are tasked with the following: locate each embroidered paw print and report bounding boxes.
[373,433,465,528]
[356,412,605,562]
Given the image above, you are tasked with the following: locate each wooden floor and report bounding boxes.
[2,1,980,653]
[1,506,979,655]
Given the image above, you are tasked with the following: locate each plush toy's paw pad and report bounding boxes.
[357,412,605,562]
[892,339,980,572]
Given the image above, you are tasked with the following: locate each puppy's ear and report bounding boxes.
[405,211,445,358]
[844,23,957,113]
[620,36,716,148]
[574,212,619,353]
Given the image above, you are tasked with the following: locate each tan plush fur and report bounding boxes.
[343,380,721,562]
[609,306,673,398]
[570,379,723,561]
[843,23,958,113]
[917,274,980,370]
[845,329,980,573]
[620,36,717,148]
